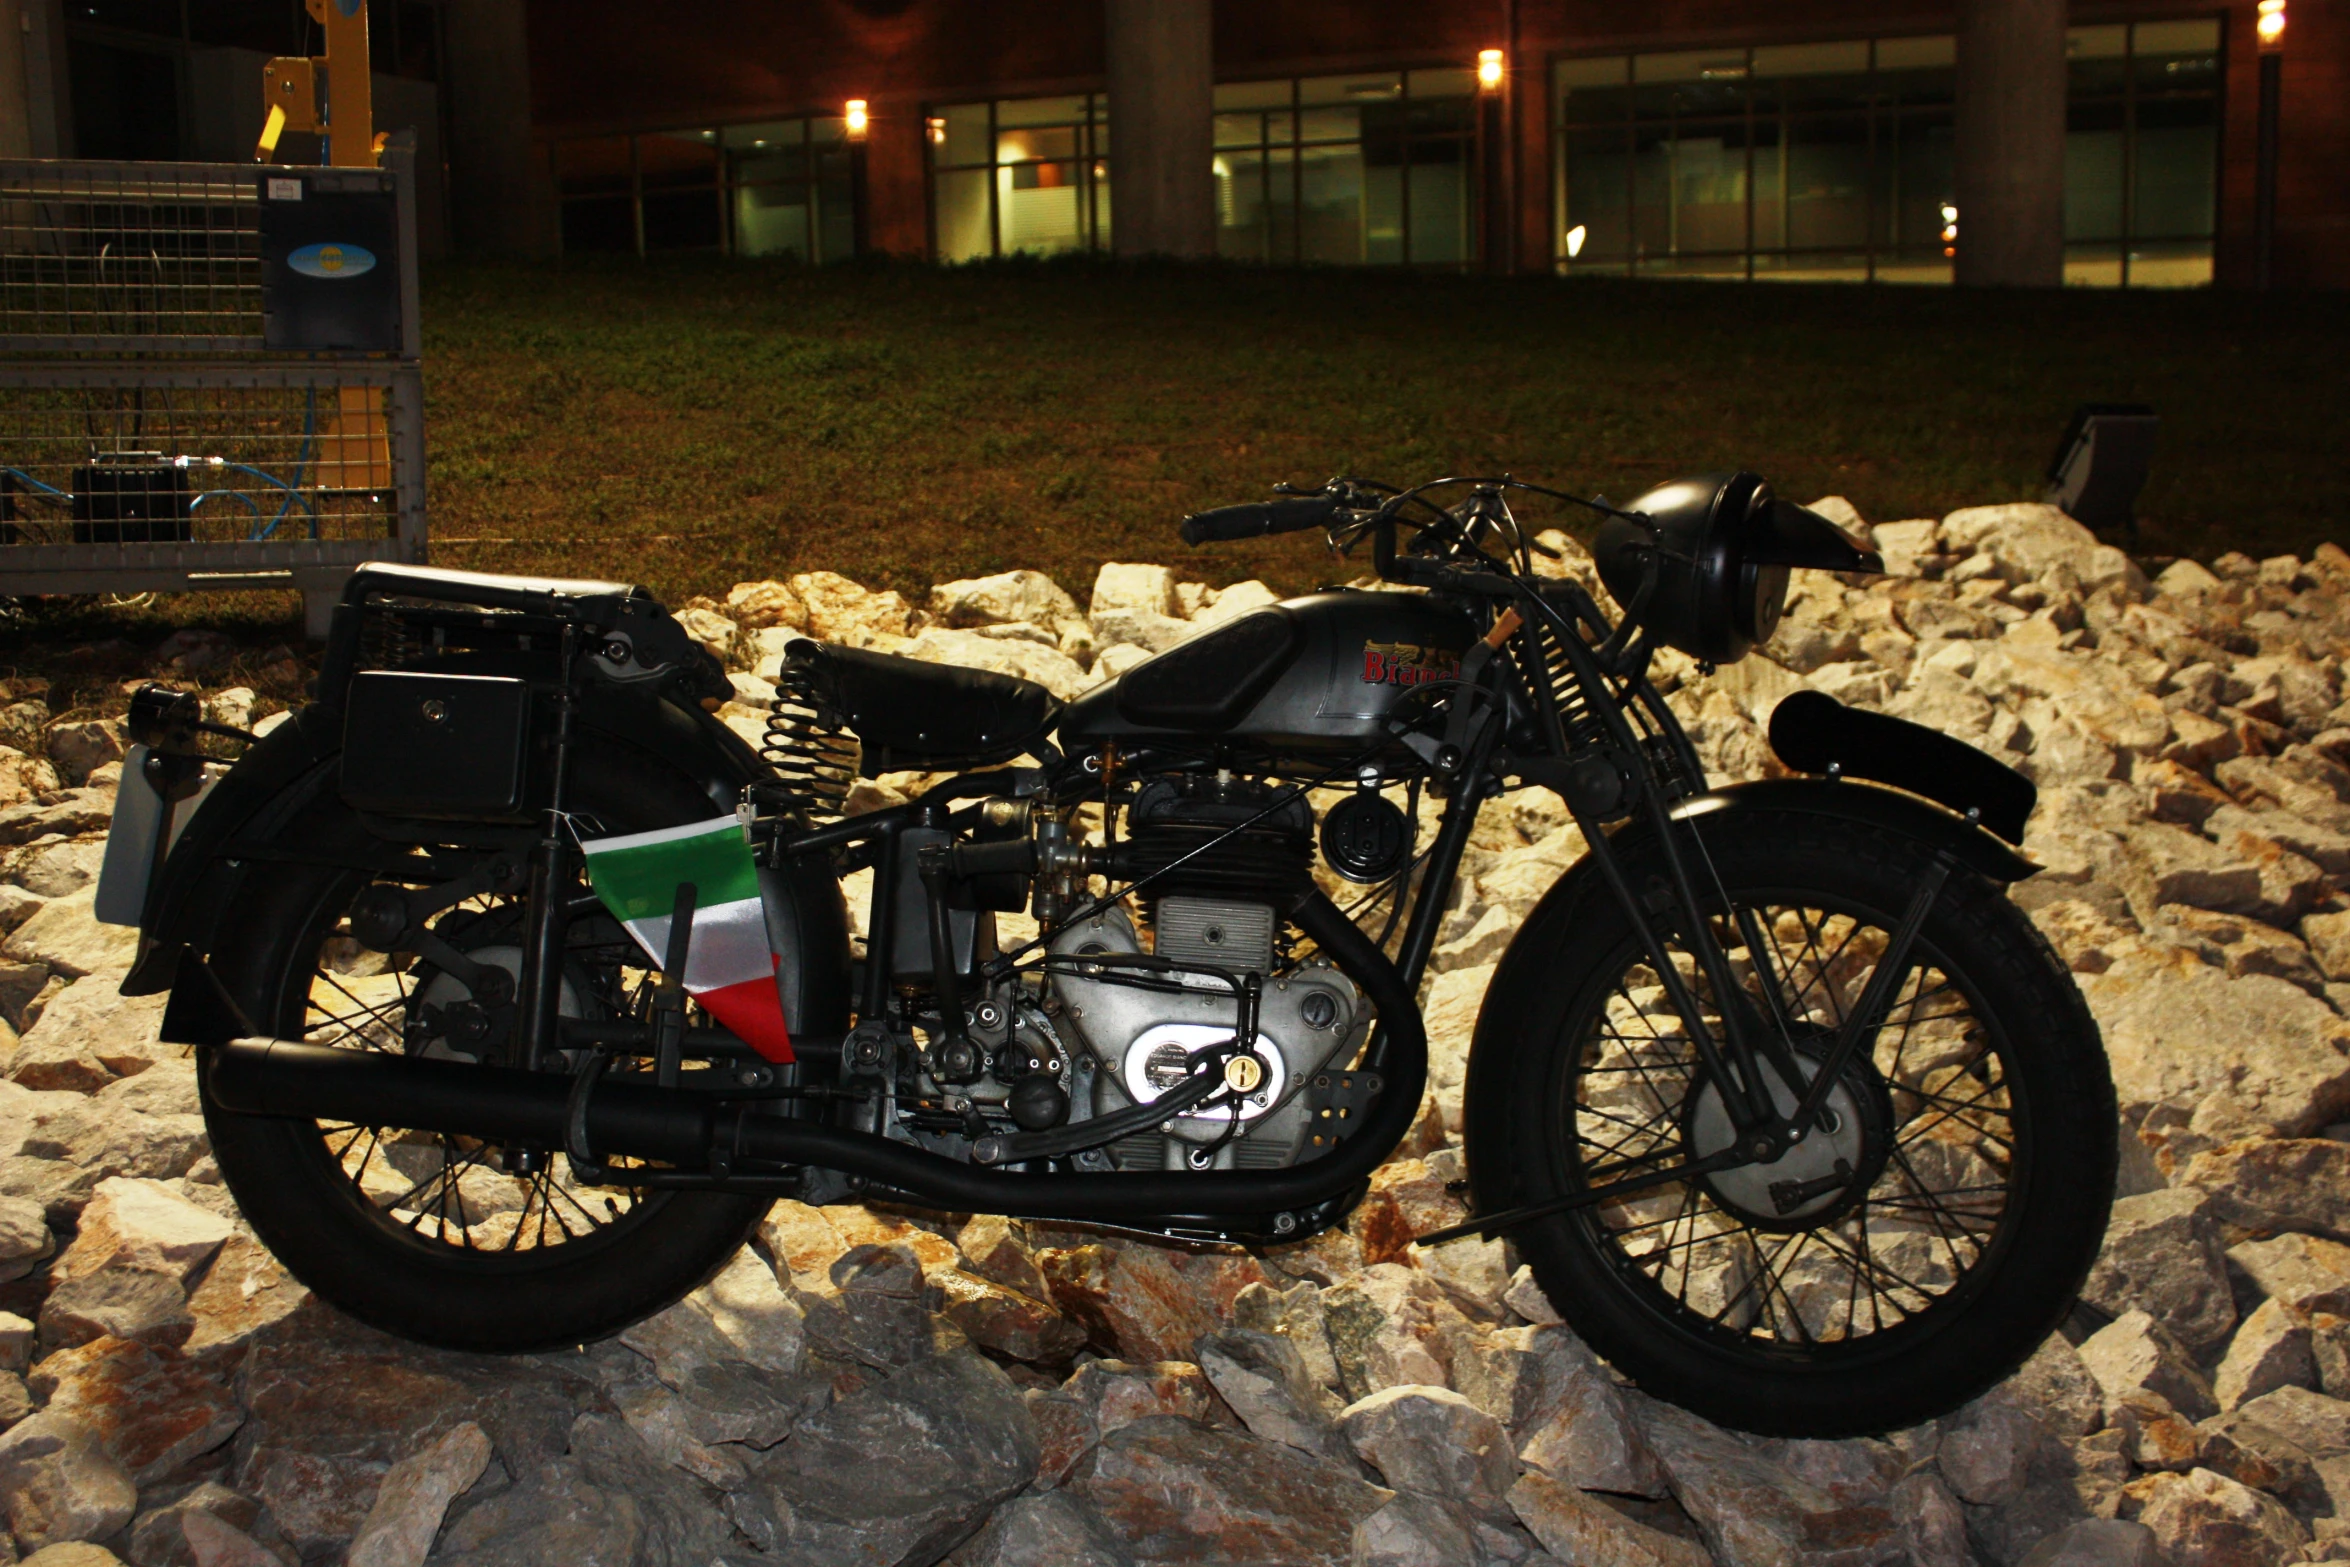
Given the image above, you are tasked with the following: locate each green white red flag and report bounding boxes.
[578,817,793,1062]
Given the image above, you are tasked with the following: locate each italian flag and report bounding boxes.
[579,817,794,1063]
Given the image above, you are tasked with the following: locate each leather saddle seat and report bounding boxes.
[782,639,1060,774]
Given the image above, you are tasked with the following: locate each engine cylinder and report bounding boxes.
[1115,774,1313,905]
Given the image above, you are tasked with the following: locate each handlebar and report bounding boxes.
[1178,496,1339,546]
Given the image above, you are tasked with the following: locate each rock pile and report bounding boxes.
[0,502,2344,1564]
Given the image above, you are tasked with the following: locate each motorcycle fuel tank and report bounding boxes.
[1058,590,1482,761]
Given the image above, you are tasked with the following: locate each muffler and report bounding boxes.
[206,891,1427,1225]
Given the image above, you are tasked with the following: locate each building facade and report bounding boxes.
[529,0,2344,288]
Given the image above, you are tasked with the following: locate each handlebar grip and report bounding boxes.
[1179,496,1338,546]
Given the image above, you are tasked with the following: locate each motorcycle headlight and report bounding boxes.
[1591,471,1884,664]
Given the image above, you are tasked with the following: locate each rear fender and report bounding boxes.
[131,685,850,1049]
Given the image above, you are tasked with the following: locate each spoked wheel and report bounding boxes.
[1466,810,2115,1436]
[303,895,649,1253]
[198,743,774,1353]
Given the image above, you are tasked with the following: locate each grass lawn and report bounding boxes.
[418,257,2347,607]
[0,259,2341,694]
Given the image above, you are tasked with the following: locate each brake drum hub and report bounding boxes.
[1683,1042,1893,1230]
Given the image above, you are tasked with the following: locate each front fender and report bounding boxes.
[1670,776,2041,884]
[1474,774,2040,1095]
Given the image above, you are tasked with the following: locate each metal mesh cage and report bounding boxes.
[0,376,394,546]
[0,361,422,600]
[0,161,264,353]
[0,158,424,618]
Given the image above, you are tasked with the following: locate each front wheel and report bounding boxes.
[1464,809,2115,1437]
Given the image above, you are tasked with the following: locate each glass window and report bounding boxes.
[1181,67,1485,268]
[1553,22,2213,287]
[555,117,859,263]
[1559,125,1633,270]
[639,131,720,253]
[1300,73,1401,107]
[1875,110,1957,259]
[924,93,1109,260]
[998,95,1089,129]
[2067,25,2132,98]
[1298,143,1368,264]
[1634,50,1749,119]
[1557,55,1632,125]
[557,136,634,254]
[1751,41,1872,115]
[1214,147,1274,260]
[933,103,990,168]
[1876,35,1955,70]
[1407,68,1477,101]
[934,168,993,262]
[1215,80,1294,111]
[2065,101,2128,244]
[1297,106,1363,145]
[1876,35,1957,108]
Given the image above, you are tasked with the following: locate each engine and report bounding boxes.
[1045,774,1362,1172]
[1048,901,1361,1170]
[836,771,1367,1177]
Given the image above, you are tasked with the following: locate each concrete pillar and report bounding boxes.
[1104,0,1214,258]
[442,0,555,256]
[1953,0,2067,287]
[0,0,35,159]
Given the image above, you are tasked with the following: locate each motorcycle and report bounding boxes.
[94,471,2115,1438]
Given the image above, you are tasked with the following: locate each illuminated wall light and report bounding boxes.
[1478,49,1505,91]
[926,116,946,145]
[845,99,870,139]
[2257,0,2286,47]
[1565,224,1588,259]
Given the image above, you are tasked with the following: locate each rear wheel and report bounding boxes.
[197,743,777,1353]
[1465,810,2115,1436]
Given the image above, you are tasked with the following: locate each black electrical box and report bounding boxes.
[258,170,402,354]
[72,454,191,545]
[340,670,537,821]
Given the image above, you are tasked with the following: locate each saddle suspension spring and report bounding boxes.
[761,658,858,820]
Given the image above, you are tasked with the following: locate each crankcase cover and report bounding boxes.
[1047,909,1362,1152]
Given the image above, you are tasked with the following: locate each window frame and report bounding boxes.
[552,115,857,262]
[923,94,1110,262]
[1209,67,1483,269]
[1546,16,2224,288]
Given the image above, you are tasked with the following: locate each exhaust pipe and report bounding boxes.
[206,892,1427,1225]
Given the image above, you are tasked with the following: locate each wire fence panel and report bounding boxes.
[0,160,266,354]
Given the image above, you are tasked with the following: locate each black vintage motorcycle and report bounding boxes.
[98,471,2114,1437]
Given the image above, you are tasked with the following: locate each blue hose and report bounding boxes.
[189,489,261,520]
[0,468,69,502]
[255,388,319,542]
[214,460,317,540]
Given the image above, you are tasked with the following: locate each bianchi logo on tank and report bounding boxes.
[1360,642,1462,687]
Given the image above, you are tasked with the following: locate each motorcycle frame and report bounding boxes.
[750,556,1815,1199]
